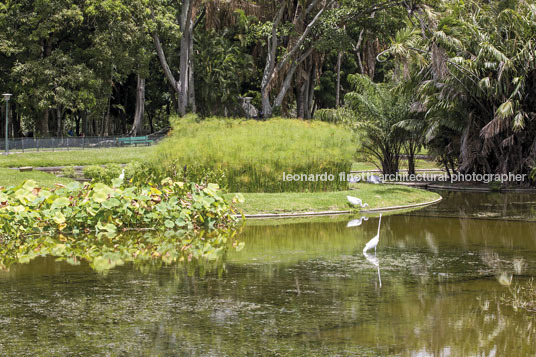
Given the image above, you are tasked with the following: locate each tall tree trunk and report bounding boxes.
[148,114,154,134]
[354,28,365,74]
[273,47,314,110]
[50,109,57,136]
[103,95,111,136]
[303,59,316,119]
[260,4,286,119]
[152,3,203,115]
[407,143,416,175]
[12,103,22,137]
[37,111,49,137]
[363,39,379,79]
[188,22,196,113]
[442,156,451,180]
[56,106,63,137]
[131,75,145,136]
[122,87,128,134]
[178,0,193,116]
[297,81,306,119]
[307,62,316,118]
[35,38,52,137]
[81,112,87,136]
[335,51,343,108]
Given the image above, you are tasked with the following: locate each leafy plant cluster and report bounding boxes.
[83,164,125,184]
[151,116,356,193]
[313,108,355,125]
[61,166,77,178]
[345,74,418,175]
[0,178,244,272]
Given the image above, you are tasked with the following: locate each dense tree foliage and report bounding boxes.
[379,0,536,175]
[340,0,536,177]
[3,0,532,177]
[0,0,406,137]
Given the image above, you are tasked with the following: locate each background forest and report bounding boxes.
[0,0,410,137]
[1,0,535,176]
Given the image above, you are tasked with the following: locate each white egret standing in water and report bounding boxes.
[363,214,382,255]
[119,169,125,180]
[347,196,369,208]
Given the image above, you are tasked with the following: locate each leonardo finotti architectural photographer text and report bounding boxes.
[282,172,527,184]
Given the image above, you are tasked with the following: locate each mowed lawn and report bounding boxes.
[0,146,153,168]
[226,184,440,214]
[0,168,73,187]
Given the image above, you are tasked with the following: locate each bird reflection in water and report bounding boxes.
[364,251,382,288]
[346,216,369,227]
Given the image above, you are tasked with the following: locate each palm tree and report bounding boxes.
[345,74,412,175]
[383,0,536,176]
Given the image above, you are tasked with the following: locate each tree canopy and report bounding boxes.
[2,0,534,176]
[0,0,406,137]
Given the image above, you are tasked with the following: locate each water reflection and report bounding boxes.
[411,190,536,221]
[0,191,535,355]
[346,216,368,227]
[363,251,382,288]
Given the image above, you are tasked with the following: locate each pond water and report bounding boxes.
[1,191,536,355]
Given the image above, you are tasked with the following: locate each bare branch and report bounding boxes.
[261,2,287,90]
[152,33,179,94]
[273,47,314,108]
[276,0,333,73]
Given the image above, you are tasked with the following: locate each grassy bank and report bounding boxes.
[0,121,440,214]
[0,147,151,168]
[1,166,440,215]
[0,168,73,187]
[226,183,440,214]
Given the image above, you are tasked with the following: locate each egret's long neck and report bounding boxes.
[377,214,382,236]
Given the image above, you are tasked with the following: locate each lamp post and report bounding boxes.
[3,93,11,155]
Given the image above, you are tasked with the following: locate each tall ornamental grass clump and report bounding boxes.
[153,116,355,193]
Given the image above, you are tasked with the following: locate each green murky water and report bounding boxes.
[1,191,536,355]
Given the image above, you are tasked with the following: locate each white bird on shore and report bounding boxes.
[348,175,360,183]
[119,169,125,180]
[347,195,369,208]
[367,175,383,184]
[363,214,382,255]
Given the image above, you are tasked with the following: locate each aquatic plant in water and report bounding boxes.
[501,278,536,312]
[0,178,244,272]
